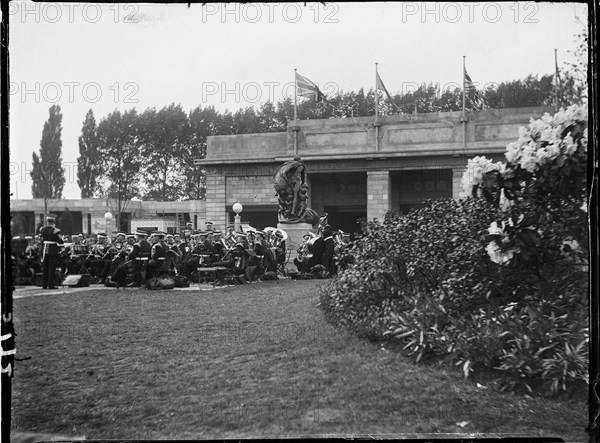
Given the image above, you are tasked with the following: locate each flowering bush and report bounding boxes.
[319,105,588,396]
[462,104,588,266]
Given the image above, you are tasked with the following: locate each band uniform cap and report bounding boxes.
[97,233,107,239]
[166,233,174,238]
[198,231,208,236]
[116,232,126,237]
[135,230,149,237]
[212,230,222,236]
[46,216,56,223]
[25,235,33,240]
[276,228,288,241]
[126,233,135,238]
[12,236,20,240]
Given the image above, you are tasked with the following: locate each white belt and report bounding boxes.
[44,241,58,244]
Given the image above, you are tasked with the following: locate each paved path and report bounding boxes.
[11,282,236,299]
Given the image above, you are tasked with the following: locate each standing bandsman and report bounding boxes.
[321,225,336,276]
[39,215,64,289]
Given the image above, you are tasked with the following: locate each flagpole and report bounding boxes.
[462,56,466,150]
[375,62,379,152]
[554,49,559,112]
[294,68,298,156]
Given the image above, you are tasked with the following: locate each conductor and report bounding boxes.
[39,215,64,289]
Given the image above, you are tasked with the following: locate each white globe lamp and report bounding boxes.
[104,212,113,240]
[232,202,243,233]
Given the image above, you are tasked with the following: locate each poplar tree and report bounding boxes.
[77,109,101,198]
[31,105,65,217]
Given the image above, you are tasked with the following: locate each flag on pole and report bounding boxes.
[295,72,326,102]
[376,72,399,111]
[463,67,486,110]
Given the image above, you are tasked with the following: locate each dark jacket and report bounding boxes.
[39,225,64,257]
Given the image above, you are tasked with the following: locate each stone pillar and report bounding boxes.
[367,170,391,222]
[205,172,227,231]
[452,166,466,200]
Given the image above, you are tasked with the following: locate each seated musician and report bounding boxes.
[173,233,185,257]
[89,233,110,281]
[246,230,267,281]
[108,230,151,287]
[163,233,182,275]
[294,233,313,273]
[24,235,42,278]
[146,231,167,278]
[212,242,250,282]
[210,231,225,263]
[274,230,287,264]
[181,232,211,277]
[65,234,90,275]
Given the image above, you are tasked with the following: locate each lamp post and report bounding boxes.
[104,211,113,241]
[232,202,243,233]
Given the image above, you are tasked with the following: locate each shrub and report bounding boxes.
[319,104,589,395]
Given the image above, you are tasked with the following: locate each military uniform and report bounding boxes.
[110,231,152,287]
[39,218,64,289]
[321,226,336,276]
[147,232,167,278]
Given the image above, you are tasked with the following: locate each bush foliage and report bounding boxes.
[318,104,588,395]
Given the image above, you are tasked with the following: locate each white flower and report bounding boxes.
[505,141,521,164]
[519,141,538,173]
[462,156,507,195]
[499,189,512,212]
[562,133,577,156]
[488,222,503,236]
[486,241,515,265]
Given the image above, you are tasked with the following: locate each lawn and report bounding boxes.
[11,280,588,440]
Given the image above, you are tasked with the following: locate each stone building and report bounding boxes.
[10,198,206,236]
[10,106,551,237]
[197,106,552,235]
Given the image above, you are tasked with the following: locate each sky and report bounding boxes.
[7,1,588,200]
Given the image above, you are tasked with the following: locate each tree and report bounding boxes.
[138,103,190,201]
[96,109,142,230]
[181,105,225,200]
[31,105,65,217]
[557,26,588,106]
[77,109,101,198]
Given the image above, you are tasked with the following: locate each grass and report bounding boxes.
[11,280,588,440]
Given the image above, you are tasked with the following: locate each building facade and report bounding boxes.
[10,198,206,236]
[10,106,552,237]
[197,106,553,235]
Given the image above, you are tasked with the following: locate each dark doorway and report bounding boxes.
[228,209,279,230]
[10,211,36,236]
[324,206,366,239]
[54,210,82,235]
